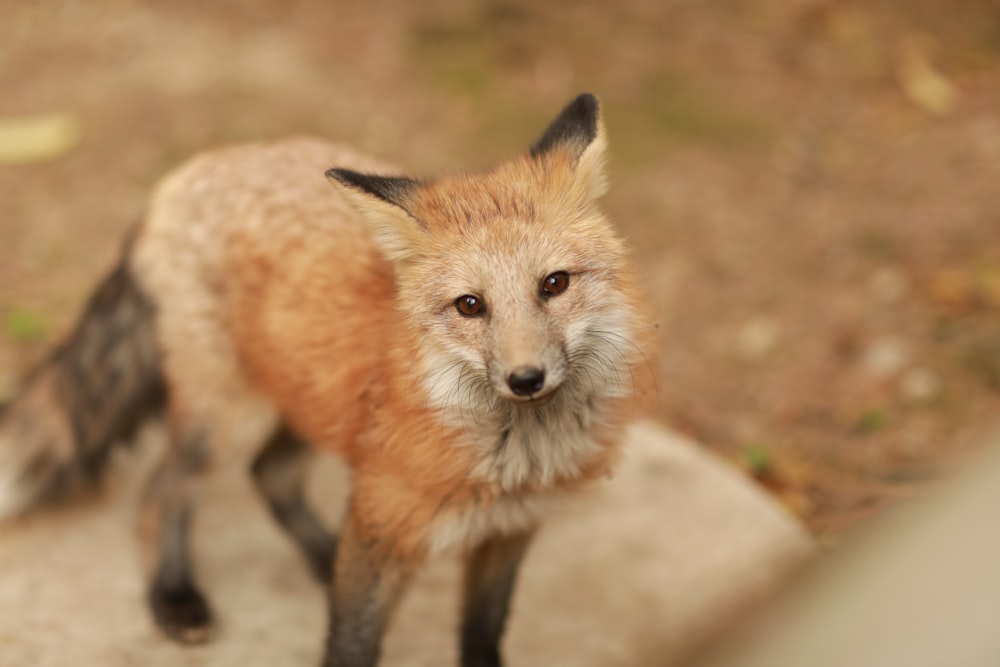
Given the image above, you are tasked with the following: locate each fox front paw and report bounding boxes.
[149,581,216,645]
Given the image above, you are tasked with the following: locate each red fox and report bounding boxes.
[0,93,653,666]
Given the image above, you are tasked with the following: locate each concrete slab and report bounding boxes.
[0,420,812,666]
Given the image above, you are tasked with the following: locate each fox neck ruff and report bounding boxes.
[418,324,634,493]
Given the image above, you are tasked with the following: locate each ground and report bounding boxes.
[2,0,1000,536]
[0,423,812,666]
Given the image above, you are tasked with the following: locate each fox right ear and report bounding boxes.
[325,168,425,262]
[530,93,609,201]
[530,93,600,160]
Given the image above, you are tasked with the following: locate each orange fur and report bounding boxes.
[207,152,650,562]
[0,94,653,664]
[127,93,654,663]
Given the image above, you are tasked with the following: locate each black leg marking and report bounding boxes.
[461,531,535,667]
[251,424,337,584]
[143,435,215,644]
[148,505,214,644]
[322,504,413,667]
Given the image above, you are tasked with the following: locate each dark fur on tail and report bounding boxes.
[0,227,165,516]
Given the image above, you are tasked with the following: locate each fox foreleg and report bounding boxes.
[322,499,415,667]
[460,530,535,667]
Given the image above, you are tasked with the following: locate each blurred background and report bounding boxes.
[2,0,1000,540]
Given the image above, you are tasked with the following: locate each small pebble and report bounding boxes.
[737,316,780,360]
[861,337,908,377]
[899,367,942,404]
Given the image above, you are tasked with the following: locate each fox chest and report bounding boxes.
[419,393,620,554]
[423,419,607,555]
[424,491,555,555]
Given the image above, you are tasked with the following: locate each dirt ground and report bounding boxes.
[0,422,812,666]
[2,0,1000,537]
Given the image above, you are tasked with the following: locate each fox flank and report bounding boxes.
[0,93,654,666]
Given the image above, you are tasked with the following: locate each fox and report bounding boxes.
[0,93,653,666]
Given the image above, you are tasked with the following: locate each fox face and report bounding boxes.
[400,177,633,415]
[329,95,643,489]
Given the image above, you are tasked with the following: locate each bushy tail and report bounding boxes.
[0,230,166,519]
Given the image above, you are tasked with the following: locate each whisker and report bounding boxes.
[586,328,657,393]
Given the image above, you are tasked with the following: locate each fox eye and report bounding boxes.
[455,295,485,317]
[540,271,570,297]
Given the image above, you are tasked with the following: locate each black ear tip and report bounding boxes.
[325,167,378,192]
[325,167,354,185]
[573,92,600,115]
[325,168,420,208]
[563,93,600,124]
[530,92,602,158]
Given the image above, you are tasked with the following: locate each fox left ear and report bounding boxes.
[325,168,425,263]
[530,92,608,200]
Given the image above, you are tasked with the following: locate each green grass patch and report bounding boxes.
[609,69,772,163]
[854,409,887,435]
[853,231,899,260]
[742,443,774,476]
[962,333,1000,392]
[409,1,534,96]
[4,306,51,343]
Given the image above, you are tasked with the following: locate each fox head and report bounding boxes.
[327,94,642,420]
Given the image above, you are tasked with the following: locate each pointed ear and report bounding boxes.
[530,92,608,199]
[325,168,425,262]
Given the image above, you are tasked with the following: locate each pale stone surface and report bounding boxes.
[0,420,812,666]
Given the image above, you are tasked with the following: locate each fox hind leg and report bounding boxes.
[251,424,337,584]
[139,427,215,644]
[460,530,535,667]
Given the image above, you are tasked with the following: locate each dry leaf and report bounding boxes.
[896,38,958,116]
[927,269,974,307]
[0,112,81,165]
[927,267,1000,310]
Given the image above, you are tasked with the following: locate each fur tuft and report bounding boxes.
[0,230,165,519]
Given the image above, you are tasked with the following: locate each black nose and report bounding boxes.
[508,366,545,396]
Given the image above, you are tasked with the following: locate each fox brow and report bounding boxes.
[410,173,543,230]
